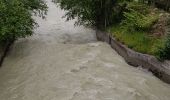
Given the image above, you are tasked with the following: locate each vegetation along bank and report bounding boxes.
[0,0,47,65]
[56,0,170,83]
[56,0,170,61]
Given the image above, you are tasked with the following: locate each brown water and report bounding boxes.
[0,0,170,100]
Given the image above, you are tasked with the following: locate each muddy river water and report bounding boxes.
[0,0,170,100]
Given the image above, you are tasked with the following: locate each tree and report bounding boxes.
[56,0,117,29]
[0,0,47,43]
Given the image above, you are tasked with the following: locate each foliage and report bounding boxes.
[22,0,47,17]
[139,0,170,11]
[56,0,170,60]
[107,2,162,55]
[108,25,162,55]
[56,0,117,29]
[0,0,47,43]
[122,3,159,32]
[156,34,170,60]
[127,1,150,14]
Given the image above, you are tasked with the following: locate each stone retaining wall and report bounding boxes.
[96,30,170,84]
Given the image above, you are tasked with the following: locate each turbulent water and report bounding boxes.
[0,0,170,100]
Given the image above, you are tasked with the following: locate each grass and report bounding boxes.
[106,2,165,56]
[107,25,163,55]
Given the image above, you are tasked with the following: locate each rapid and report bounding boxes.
[0,0,170,100]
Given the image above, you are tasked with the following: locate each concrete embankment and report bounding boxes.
[96,30,170,83]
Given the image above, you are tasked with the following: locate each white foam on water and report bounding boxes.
[0,0,170,100]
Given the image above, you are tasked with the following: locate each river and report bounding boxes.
[0,0,170,100]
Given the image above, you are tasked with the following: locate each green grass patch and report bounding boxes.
[107,25,163,55]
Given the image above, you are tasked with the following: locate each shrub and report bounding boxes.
[122,9,158,32]
[156,34,170,60]
[128,1,150,14]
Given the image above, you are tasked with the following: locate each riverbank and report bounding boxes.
[0,41,13,66]
[105,2,170,61]
[96,30,170,83]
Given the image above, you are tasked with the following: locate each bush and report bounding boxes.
[107,2,162,55]
[128,1,150,14]
[122,8,158,32]
[0,0,47,43]
[156,34,170,60]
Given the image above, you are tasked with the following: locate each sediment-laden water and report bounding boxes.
[0,0,170,100]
